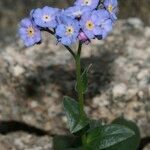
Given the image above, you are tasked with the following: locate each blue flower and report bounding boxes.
[75,0,99,10]
[98,9,113,39]
[32,6,59,28]
[56,16,80,46]
[64,6,92,19]
[18,18,41,47]
[80,10,102,39]
[103,0,118,21]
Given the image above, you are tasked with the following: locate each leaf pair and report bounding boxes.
[63,96,138,150]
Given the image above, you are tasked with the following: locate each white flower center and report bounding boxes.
[66,26,74,36]
[42,15,51,22]
[83,0,91,5]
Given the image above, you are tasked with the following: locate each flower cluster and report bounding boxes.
[19,0,118,46]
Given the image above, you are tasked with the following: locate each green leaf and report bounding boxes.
[53,135,83,150]
[84,124,135,150]
[53,135,74,150]
[106,117,141,150]
[76,65,91,94]
[63,96,89,133]
[68,148,83,150]
[89,119,102,130]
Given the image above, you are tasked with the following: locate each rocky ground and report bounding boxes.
[0,18,150,149]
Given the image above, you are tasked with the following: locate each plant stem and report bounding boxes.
[46,29,84,115]
[64,45,76,59]
[47,28,84,115]
[42,28,76,59]
[75,42,84,116]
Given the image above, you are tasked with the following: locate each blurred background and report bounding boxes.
[0,0,150,150]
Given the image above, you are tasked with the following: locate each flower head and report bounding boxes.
[32,6,59,28]
[96,9,113,39]
[19,18,41,47]
[64,6,92,19]
[104,0,118,20]
[56,16,80,46]
[80,11,102,39]
[75,0,99,10]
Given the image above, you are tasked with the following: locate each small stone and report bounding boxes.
[45,122,52,131]
[62,116,67,123]
[22,115,36,125]
[137,69,149,80]
[14,139,24,149]
[127,18,143,29]
[30,101,38,108]
[139,79,148,88]
[12,65,25,77]
[93,94,109,107]
[112,83,127,98]
[144,144,150,150]
[138,91,144,99]
[0,143,8,150]
[148,86,150,96]
[144,27,150,38]
[84,106,90,114]
[126,88,138,100]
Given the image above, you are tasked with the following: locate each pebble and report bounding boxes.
[12,65,25,77]
[30,101,38,108]
[93,94,109,107]
[127,18,144,29]
[144,27,150,38]
[126,88,138,100]
[112,83,127,98]
[138,91,144,99]
[137,69,149,80]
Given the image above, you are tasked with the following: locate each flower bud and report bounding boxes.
[78,32,90,44]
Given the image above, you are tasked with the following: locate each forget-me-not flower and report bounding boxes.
[96,9,113,39]
[32,6,59,28]
[56,16,80,46]
[19,18,41,47]
[64,6,92,19]
[103,0,118,20]
[75,0,99,10]
[80,11,102,39]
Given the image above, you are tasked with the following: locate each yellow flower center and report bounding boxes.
[42,15,51,22]
[27,27,35,37]
[83,0,91,5]
[66,26,74,36]
[108,5,113,13]
[86,20,94,30]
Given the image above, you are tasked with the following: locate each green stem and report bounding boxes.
[75,42,84,116]
[64,45,76,59]
[45,29,76,59]
[47,29,84,115]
